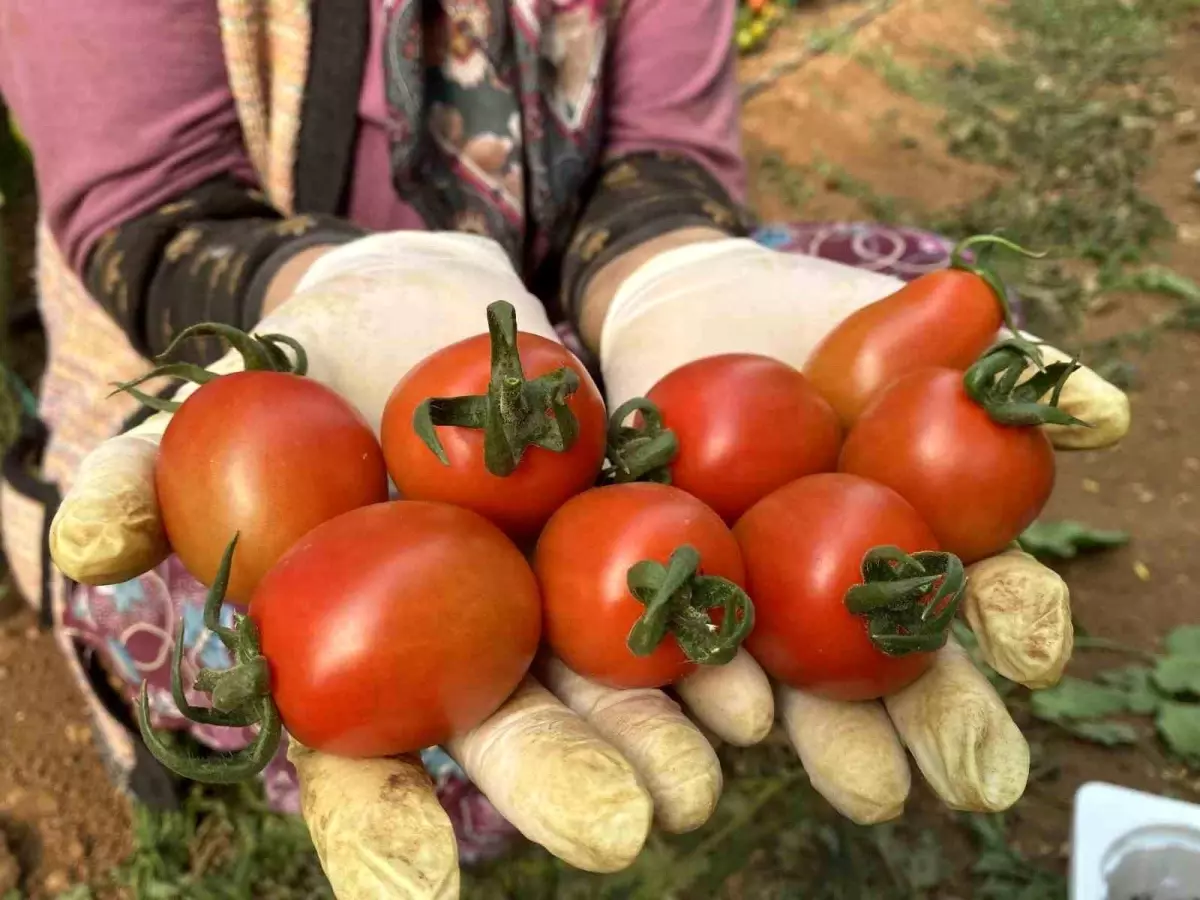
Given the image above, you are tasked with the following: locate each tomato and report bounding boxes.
[249,501,541,756]
[157,370,388,603]
[802,235,1039,426]
[382,302,607,541]
[838,367,1055,564]
[639,354,842,523]
[735,473,961,701]
[536,483,751,689]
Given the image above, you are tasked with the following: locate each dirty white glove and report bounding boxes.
[597,237,1131,823]
[47,232,733,898]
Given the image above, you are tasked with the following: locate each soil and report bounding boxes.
[1,0,1200,895]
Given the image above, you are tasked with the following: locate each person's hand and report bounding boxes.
[596,236,1131,823]
[47,232,737,898]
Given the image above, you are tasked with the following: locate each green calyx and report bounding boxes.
[626,545,755,666]
[844,546,967,656]
[600,398,679,485]
[413,301,582,477]
[949,234,1046,335]
[963,337,1091,428]
[135,534,283,783]
[111,322,308,413]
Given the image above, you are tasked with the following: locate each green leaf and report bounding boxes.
[1165,625,1200,658]
[1157,702,1200,761]
[1060,719,1139,746]
[1018,520,1129,559]
[1153,656,1200,697]
[1030,676,1132,721]
[1096,666,1160,714]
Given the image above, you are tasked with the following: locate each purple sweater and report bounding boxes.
[0,0,746,278]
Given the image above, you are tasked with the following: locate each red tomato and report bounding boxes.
[644,354,842,522]
[735,473,943,701]
[157,370,388,603]
[802,236,1034,426]
[536,483,749,689]
[382,323,607,541]
[252,501,542,756]
[838,367,1055,564]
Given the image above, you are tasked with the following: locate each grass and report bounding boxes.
[763,0,1200,349]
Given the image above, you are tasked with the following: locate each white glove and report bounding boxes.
[48,232,733,897]
[597,237,1129,822]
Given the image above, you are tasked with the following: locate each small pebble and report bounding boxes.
[42,870,70,894]
[1133,561,1152,582]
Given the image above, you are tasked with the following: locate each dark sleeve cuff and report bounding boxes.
[84,176,367,365]
[559,151,757,326]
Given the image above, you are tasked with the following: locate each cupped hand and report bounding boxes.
[46,232,748,898]
[596,236,1130,824]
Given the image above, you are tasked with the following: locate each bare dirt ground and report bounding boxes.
[2,0,1199,895]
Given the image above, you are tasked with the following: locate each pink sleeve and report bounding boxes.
[0,1,259,274]
[603,0,746,204]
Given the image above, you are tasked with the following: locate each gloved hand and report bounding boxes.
[47,232,738,898]
[597,236,1131,823]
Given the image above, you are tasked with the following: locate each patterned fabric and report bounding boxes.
[56,221,982,865]
[84,176,366,362]
[383,0,611,273]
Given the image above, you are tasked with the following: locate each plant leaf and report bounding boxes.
[1157,702,1200,761]
[1030,676,1133,721]
[1153,656,1200,697]
[1061,719,1139,746]
[1018,520,1129,559]
[1096,666,1160,714]
[1165,625,1200,658]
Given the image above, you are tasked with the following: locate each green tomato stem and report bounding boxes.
[948,234,1046,336]
[844,546,967,657]
[110,323,308,412]
[412,301,582,477]
[601,397,679,485]
[962,337,1092,428]
[626,545,755,667]
[135,533,283,782]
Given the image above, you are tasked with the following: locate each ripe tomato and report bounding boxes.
[536,483,751,689]
[382,303,607,541]
[838,367,1055,564]
[157,370,388,603]
[253,501,542,756]
[803,235,1038,426]
[641,354,842,523]
[735,473,953,701]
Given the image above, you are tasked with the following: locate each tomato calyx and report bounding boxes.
[627,545,755,666]
[601,398,679,485]
[949,234,1046,334]
[135,535,283,783]
[844,545,967,656]
[413,301,583,477]
[963,337,1091,428]
[112,322,309,413]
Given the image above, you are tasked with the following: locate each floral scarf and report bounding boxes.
[384,0,612,277]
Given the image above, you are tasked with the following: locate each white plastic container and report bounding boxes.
[1072,781,1200,900]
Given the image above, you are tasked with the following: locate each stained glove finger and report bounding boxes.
[445,677,652,873]
[965,548,1073,689]
[884,639,1030,812]
[538,656,722,834]
[673,649,775,747]
[291,740,459,899]
[777,686,910,825]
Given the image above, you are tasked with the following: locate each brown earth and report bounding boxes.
[2,0,1200,895]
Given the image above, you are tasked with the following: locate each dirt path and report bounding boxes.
[2,0,1199,896]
